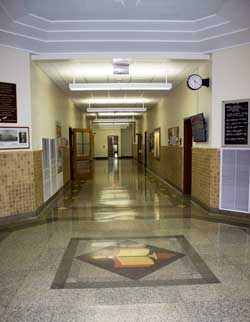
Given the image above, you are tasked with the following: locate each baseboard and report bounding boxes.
[146,166,250,218]
[146,167,184,197]
[94,156,133,160]
[0,181,71,225]
[94,157,108,160]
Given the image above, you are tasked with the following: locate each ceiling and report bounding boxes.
[0,0,250,55]
[23,0,227,21]
[36,57,207,111]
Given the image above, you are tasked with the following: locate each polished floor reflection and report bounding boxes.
[1,159,250,322]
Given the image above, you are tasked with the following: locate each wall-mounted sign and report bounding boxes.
[224,100,249,145]
[0,82,17,123]
[0,127,29,149]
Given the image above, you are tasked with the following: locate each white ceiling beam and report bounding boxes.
[31,52,210,61]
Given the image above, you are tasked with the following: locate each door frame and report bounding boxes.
[73,128,93,180]
[183,118,192,195]
[144,131,147,167]
[136,133,142,163]
[69,127,74,180]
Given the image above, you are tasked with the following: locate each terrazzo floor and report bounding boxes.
[1,159,250,322]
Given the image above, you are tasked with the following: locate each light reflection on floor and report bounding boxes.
[1,160,250,322]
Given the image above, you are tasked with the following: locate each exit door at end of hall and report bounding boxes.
[108,135,119,158]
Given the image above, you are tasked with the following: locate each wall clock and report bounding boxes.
[187,74,209,90]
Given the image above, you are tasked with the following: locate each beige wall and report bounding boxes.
[0,46,32,131]
[136,61,217,207]
[31,62,84,150]
[93,125,133,158]
[121,125,133,157]
[93,128,121,158]
[211,44,250,148]
[139,61,211,148]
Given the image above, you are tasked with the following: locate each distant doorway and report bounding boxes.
[108,135,119,158]
[183,118,192,195]
[69,127,74,180]
[136,133,142,163]
[144,131,147,167]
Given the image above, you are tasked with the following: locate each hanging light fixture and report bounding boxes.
[69,82,172,91]
[87,107,147,113]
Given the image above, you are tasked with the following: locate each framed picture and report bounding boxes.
[168,127,179,145]
[0,126,30,150]
[149,132,154,152]
[154,128,161,160]
[56,122,63,174]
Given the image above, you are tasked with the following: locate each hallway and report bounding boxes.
[1,160,250,322]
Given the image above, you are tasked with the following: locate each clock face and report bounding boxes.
[187,74,203,90]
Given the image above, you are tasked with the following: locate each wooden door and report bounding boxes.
[183,118,192,194]
[108,136,114,157]
[73,128,93,180]
[108,136,119,158]
[137,133,142,163]
[69,127,74,180]
[144,131,147,167]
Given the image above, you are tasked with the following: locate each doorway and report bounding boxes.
[136,133,142,163]
[72,128,93,180]
[183,118,192,195]
[108,135,119,158]
[69,127,74,180]
[144,131,147,167]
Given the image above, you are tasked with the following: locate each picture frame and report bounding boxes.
[168,127,179,145]
[153,128,161,160]
[0,126,30,150]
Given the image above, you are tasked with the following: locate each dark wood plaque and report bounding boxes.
[224,101,249,145]
[0,82,17,123]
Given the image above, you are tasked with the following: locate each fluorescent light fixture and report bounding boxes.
[95,123,129,127]
[69,82,172,91]
[98,112,141,116]
[92,119,135,123]
[87,107,147,113]
[84,98,148,104]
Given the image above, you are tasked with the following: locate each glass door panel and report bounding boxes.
[73,129,93,180]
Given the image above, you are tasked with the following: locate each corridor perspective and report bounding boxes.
[2,1,250,322]
[1,159,250,322]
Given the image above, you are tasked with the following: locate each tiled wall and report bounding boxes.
[0,151,43,218]
[135,145,220,210]
[192,148,220,209]
[147,146,183,191]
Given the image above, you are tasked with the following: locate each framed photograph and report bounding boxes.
[56,122,63,174]
[154,128,161,160]
[0,127,30,150]
[168,127,179,145]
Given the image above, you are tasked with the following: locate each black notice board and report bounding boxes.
[224,101,249,145]
[0,82,17,123]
